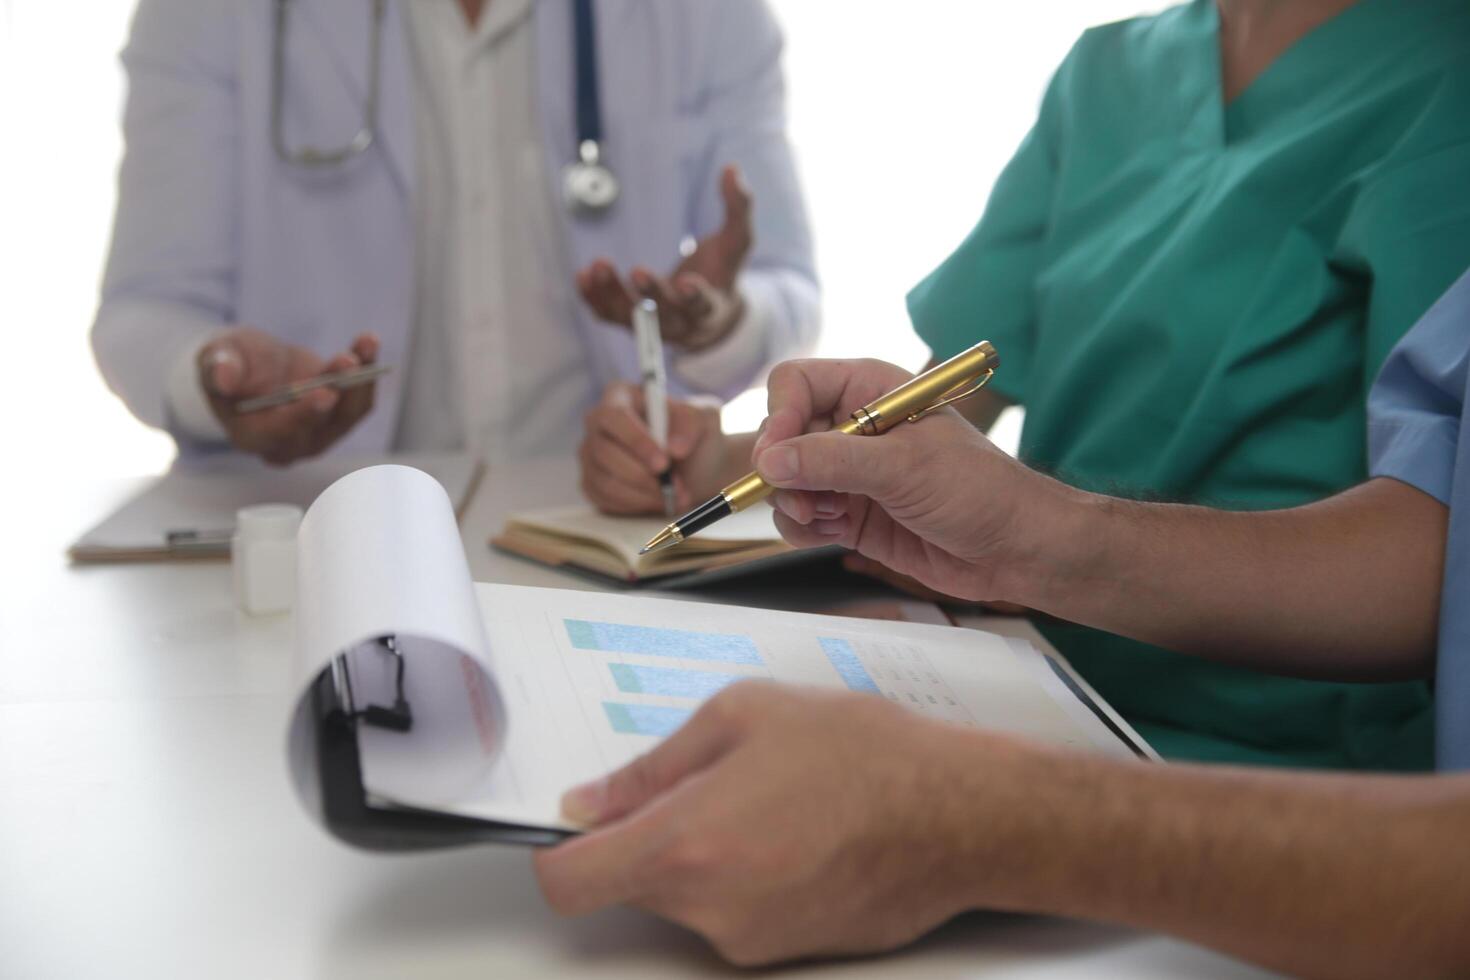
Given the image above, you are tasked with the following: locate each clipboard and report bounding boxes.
[68,453,483,563]
[310,652,570,851]
[287,465,1158,854]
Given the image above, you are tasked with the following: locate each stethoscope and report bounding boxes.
[270,0,620,216]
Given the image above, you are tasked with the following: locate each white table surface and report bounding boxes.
[0,458,1278,980]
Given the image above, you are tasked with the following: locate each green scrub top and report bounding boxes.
[909,0,1470,770]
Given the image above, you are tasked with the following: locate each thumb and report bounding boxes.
[604,380,643,414]
[201,341,245,397]
[714,164,753,258]
[560,692,743,827]
[752,405,804,457]
[351,332,380,365]
[755,429,917,501]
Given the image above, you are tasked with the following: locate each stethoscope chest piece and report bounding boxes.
[276,0,621,217]
[563,139,619,215]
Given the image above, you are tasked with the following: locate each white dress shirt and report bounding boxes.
[394,0,592,459]
[164,0,774,460]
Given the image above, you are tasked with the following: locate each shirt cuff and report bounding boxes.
[672,279,772,396]
[166,333,229,443]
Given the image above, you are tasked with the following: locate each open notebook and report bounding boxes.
[492,504,795,584]
[288,466,1156,850]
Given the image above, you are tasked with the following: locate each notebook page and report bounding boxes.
[508,503,781,567]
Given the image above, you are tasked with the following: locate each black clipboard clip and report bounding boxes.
[323,635,414,734]
[309,634,571,850]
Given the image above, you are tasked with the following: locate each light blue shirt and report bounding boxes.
[1369,268,1470,771]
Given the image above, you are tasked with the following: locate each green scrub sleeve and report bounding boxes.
[905,69,1064,406]
[1338,84,1470,386]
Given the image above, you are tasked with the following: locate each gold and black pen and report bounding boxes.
[641,340,1000,555]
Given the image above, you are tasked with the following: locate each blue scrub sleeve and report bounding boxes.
[1367,267,1470,506]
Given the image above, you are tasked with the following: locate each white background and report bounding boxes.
[0,0,1155,483]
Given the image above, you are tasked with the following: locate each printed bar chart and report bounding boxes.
[565,619,763,665]
[609,663,741,700]
[603,701,693,738]
[819,638,881,694]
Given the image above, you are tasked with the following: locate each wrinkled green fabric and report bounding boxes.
[909,0,1470,769]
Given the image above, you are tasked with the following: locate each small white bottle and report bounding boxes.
[232,504,304,616]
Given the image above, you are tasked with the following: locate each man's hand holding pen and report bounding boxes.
[752,357,1074,606]
[640,341,1002,556]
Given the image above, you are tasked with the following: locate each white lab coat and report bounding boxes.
[93,0,820,455]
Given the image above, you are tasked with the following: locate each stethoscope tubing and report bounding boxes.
[572,0,603,149]
[271,0,385,168]
[270,0,615,213]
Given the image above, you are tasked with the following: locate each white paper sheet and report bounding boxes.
[360,584,1149,831]
[292,465,506,807]
[288,465,1153,839]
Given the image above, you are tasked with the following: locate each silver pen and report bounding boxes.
[234,363,392,414]
[632,299,676,517]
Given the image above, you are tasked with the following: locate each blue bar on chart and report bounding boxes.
[564,619,762,665]
[609,663,740,700]
[603,701,692,738]
[819,638,881,694]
